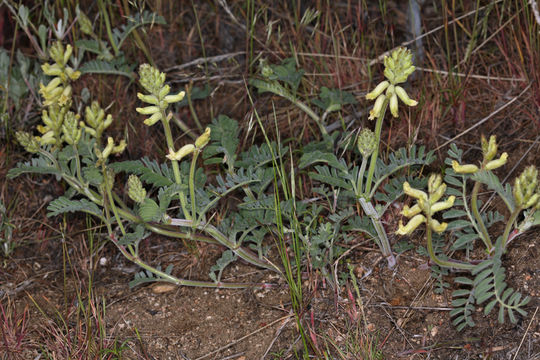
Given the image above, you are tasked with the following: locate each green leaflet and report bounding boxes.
[138,198,161,222]
[471,170,515,212]
[7,157,61,178]
[209,250,237,282]
[203,115,239,168]
[299,150,348,172]
[109,158,174,187]
[312,86,357,113]
[47,196,102,219]
[79,59,135,79]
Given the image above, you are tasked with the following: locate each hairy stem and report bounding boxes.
[501,206,522,250]
[357,155,368,196]
[160,111,191,220]
[471,181,493,251]
[425,214,474,271]
[364,98,388,196]
[189,148,200,226]
[359,198,396,268]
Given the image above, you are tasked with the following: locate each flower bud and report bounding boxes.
[58,85,72,106]
[42,76,62,92]
[136,106,160,115]
[65,67,81,81]
[357,128,377,158]
[49,41,65,65]
[16,131,40,153]
[39,131,56,145]
[428,174,442,194]
[429,183,447,204]
[166,144,195,161]
[481,135,498,162]
[138,64,166,95]
[158,84,170,99]
[127,175,146,203]
[525,194,540,209]
[514,166,539,208]
[101,137,115,159]
[63,45,73,66]
[195,127,211,148]
[261,63,273,78]
[452,160,479,174]
[42,63,63,77]
[112,139,127,155]
[77,10,94,36]
[61,112,82,145]
[383,47,415,84]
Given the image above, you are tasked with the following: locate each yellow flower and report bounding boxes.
[401,204,422,217]
[366,81,389,100]
[396,214,426,235]
[166,144,195,161]
[403,182,428,201]
[452,160,479,174]
[485,152,508,170]
[430,196,455,214]
[368,94,386,120]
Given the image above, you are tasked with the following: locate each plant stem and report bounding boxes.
[357,155,368,196]
[470,181,493,251]
[189,149,200,226]
[97,0,118,56]
[160,111,191,220]
[186,83,203,132]
[110,236,259,289]
[425,214,474,270]
[170,218,279,272]
[358,198,396,268]
[501,206,522,250]
[364,98,388,196]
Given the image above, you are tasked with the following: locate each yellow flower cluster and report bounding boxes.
[396,174,455,235]
[451,135,508,174]
[39,42,81,107]
[135,64,186,126]
[366,48,418,120]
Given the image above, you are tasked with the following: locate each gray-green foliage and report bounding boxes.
[423,143,534,330]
